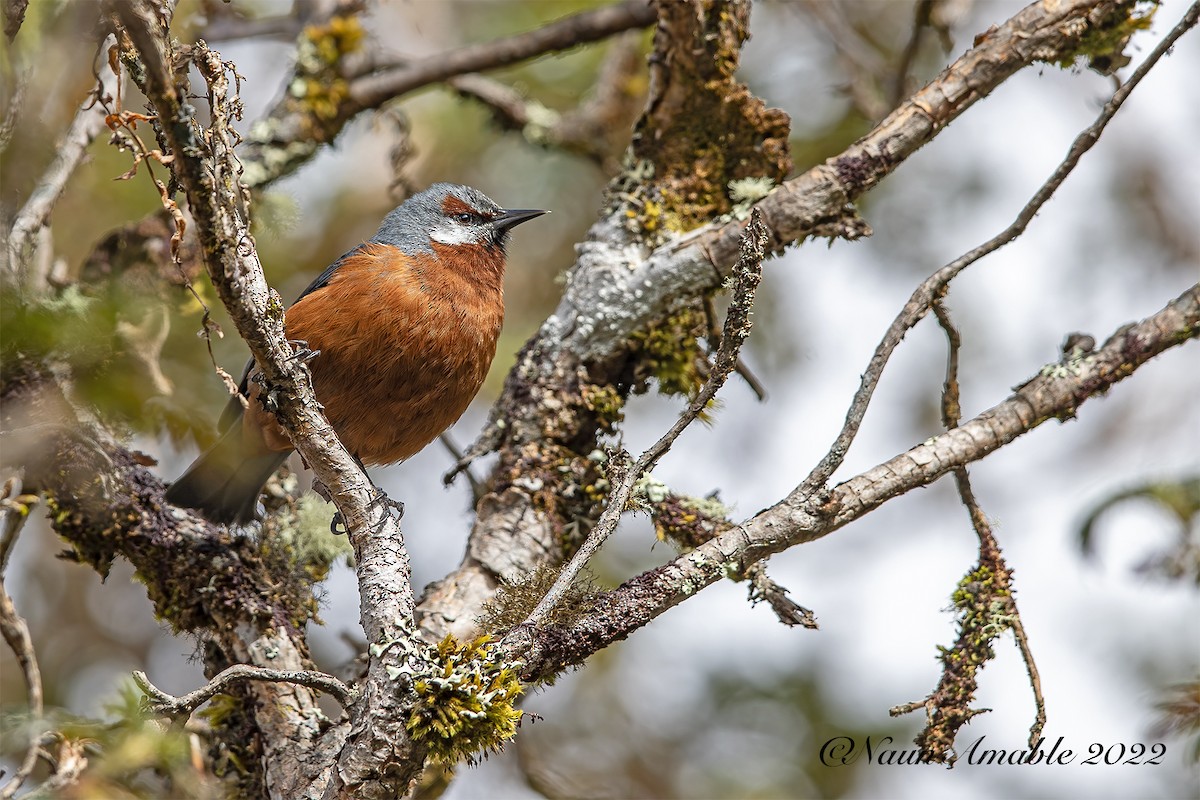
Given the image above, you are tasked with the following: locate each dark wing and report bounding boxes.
[215,243,369,434]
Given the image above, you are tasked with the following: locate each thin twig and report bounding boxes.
[797,0,1200,499]
[0,532,43,800]
[133,664,354,718]
[0,473,34,571]
[438,432,483,503]
[745,563,818,629]
[5,35,120,283]
[890,0,937,110]
[929,300,1045,758]
[348,0,656,107]
[703,295,767,401]
[523,210,769,629]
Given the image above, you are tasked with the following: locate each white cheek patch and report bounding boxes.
[430,222,483,246]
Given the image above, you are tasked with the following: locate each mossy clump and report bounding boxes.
[1049,0,1157,74]
[950,564,1014,654]
[628,304,708,400]
[651,491,734,551]
[291,15,365,122]
[406,635,525,764]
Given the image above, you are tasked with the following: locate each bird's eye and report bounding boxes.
[454,212,476,224]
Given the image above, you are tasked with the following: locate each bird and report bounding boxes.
[165,182,546,525]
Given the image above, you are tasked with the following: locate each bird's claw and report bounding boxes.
[329,488,404,536]
[288,340,321,363]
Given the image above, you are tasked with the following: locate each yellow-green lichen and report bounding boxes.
[291,15,364,121]
[406,635,525,764]
[1050,0,1157,73]
[629,305,708,399]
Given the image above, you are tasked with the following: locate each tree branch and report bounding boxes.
[239,0,656,186]
[510,284,1200,678]
[113,4,424,795]
[4,35,120,285]
[523,208,768,628]
[134,664,353,718]
[0,476,42,800]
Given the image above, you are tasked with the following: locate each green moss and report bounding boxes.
[580,382,625,430]
[1050,0,1157,73]
[650,490,734,551]
[291,15,364,121]
[406,635,525,764]
[263,492,352,581]
[628,305,708,399]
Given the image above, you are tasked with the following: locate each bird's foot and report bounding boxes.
[287,339,321,363]
[329,488,404,536]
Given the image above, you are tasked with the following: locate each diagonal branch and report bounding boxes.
[418,0,1175,646]
[522,209,769,629]
[509,284,1200,678]
[113,4,421,796]
[0,477,42,800]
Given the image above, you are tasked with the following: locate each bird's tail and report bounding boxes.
[165,424,288,525]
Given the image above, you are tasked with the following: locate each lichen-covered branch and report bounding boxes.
[113,3,422,795]
[510,284,1200,679]
[0,361,328,798]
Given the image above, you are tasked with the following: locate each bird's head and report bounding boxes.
[374,183,546,256]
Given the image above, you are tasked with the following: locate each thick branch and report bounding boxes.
[511,285,1200,677]
[115,4,420,796]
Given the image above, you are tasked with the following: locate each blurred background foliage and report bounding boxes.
[2,1,1197,798]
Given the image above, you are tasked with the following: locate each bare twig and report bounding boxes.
[0,507,43,800]
[801,0,889,119]
[451,30,645,173]
[134,664,353,717]
[5,35,120,284]
[522,210,769,629]
[438,433,483,503]
[0,473,35,571]
[703,294,767,401]
[798,1,1200,498]
[745,563,818,629]
[891,0,938,110]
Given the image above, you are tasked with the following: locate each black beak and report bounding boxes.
[493,208,548,232]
